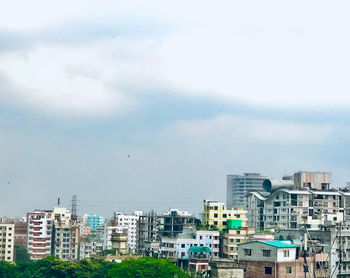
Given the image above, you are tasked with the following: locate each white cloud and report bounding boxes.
[2,1,350,116]
[169,114,333,145]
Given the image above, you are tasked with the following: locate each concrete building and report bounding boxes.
[221,226,255,260]
[203,200,246,230]
[27,210,54,260]
[227,173,268,208]
[86,215,105,232]
[52,207,79,261]
[79,241,103,259]
[294,171,331,190]
[0,224,15,262]
[237,240,328,278]
[137,212,158,255]
[159,227,219,260]
[103,225,124,250]
[158,209,195,238]
[113,211,142,253]
[14,221,27,246]
[111,228,128,255]
[246,188,343,230]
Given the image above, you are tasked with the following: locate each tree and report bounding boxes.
[108,257,190,278]
[14,246,31,264]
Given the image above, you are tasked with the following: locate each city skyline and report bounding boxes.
[1,1,350,217]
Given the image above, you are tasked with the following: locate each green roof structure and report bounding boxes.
[238,240,298,248]
[188,246,212,253]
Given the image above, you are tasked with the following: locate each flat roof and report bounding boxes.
[238,240,299,249]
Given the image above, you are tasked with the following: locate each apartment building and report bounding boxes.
[114,211,142,253]
[227,173,268,208]
[86,215,105,232]
[203,200,246,230]
[27,210,54,260]
[294,171,331,190]
[159,226,219,260]
[221,226,255,260]
[0,223,15,262]
[52,207,79,261]
[246,188,343,231]
[137,212,158,255]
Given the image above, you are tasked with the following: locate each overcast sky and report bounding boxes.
[1,1,350,218]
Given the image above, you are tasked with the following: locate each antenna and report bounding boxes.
[71,195,77,217]
[58,197,60,206]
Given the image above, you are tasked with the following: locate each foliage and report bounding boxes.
[14,246,31,264]
[0,256,189,278]
[108,257,190,278]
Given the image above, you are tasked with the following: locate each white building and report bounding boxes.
[246,188,343,230]
[160,227,220,260]
[163,209,193,217]
[79,241,103,259]
[0,223,15,262]
[27,210,54,260]
[103,226,124,250]
[112,211,142,253]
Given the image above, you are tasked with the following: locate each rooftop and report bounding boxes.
[238,240,299,249]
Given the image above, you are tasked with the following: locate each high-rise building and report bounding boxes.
[52,207,79,261]
[293,171,331,190]
[113,211,142,253]
[0,223,15,262]
[227,173,268,208]
[27,210,54,260]
[86,215,105,232]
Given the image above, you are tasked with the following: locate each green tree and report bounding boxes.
[14,246,31,264]
[108,257,190,278]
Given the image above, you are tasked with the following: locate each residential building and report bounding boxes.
[221,226,255,260]
[246,188,343,231]
[79,241,103,259]
[188,246,211,273]
[27,210,54,260]
[0,223,15,262]
[14,221,27,246]
[293,171,331,190]
[52,207,79,261]
[113,211,142,253]
[159,226,219,261]
[237,240,328,278]
[111,228,128,255]
[86,215,105,232]
[203,200,246,230]
[227,173,268,208]
[103,225,124,250]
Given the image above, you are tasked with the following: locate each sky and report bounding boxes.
[1,1,350,218]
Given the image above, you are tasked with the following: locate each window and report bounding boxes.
[230,239,234,243]
[283,250,290,257]
[263,250,271,257]
[236,239,241,243]
[237,231,240,234]
[244,249,252,256]
[286,266,292,274]
[214,213,218,218]
[181,244,185,248]
[264,267,272,274]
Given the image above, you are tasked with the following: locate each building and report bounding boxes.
[114,211,142,253]
[14,221,27,246]
[0,223,15,262]
[227,173,268,208]
[27,210,54,260]
[221,225,255,260]
[158,209,195,238]
[203,200,246,230]
[111,228,128,255]
[188,246,211,273]
[86,215,105,232]
[293,171,331,190]
[137,212,158,255]
[237,240,328,278]
[159,226,219,261]
[52,207,79,261]
[79,241,103,259]
[103,225,124,250]
[246,188,343,231]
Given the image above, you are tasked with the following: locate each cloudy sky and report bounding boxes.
[1,1,350,217]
